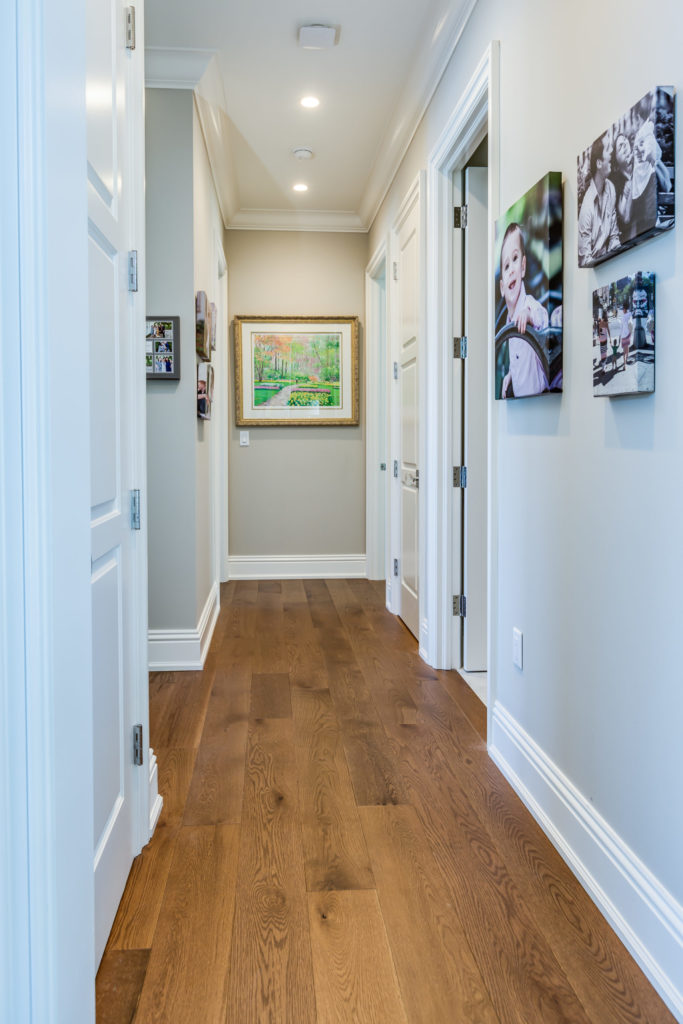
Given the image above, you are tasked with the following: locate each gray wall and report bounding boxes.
[146,89,224,629]
[370,0,683,924]
[145,89,197,629]
[223,230,368,556]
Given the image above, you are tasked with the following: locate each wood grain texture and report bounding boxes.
[105,825,179,951]
[226,717,317,1024]
[132,825,239,1024]
[96,949,149,1024]
[292,685,375,891]
[250,671,293,719]
[359,805,498,1024]
[308,890,408,1024]
[100,581,674,1024]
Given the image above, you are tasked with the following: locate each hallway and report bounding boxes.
[97,580,673,1023]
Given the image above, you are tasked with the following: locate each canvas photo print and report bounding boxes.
[494,171,563,400]
[593,272,654,397]
[233,316,359,426]
[577,87,674,268]
[197,361,214,419]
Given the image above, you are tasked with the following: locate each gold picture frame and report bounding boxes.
[233,315,359,426]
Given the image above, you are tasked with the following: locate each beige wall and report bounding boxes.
[223,230,368,557]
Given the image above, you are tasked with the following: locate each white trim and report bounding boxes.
[145,46,215,89]
[148,580,220,671]
[227,208,365,233]
[148,749,163,838]
[365,240,388,581]
[423,42,499,670]
[359,0,479,229]
[490,702,683,1021]
[227,554,367,580]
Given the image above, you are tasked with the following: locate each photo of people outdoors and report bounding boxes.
[146,316,180,379]
[577,87,674,268]
[197,361,214,419]
[592,272,655,397]
[494,172,563,400]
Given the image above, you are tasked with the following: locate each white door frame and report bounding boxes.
[1,0,150,1017]
[389,173,427,644]
[365,239,388,582]
[215,240,230,584]
[423,43,500,718]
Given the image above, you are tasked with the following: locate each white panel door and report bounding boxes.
[397,199,420,638]
[87,0,142,964]
[463,166,488,671]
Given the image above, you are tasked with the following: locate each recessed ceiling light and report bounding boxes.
[293,183,308,192]
[300,96,319,109]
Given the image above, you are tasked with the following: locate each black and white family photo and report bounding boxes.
[592,272,655,396]
[577,87,675,268]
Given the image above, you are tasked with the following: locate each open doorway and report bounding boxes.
[452,138,489,704]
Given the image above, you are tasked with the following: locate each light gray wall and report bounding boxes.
[370,0,683,920]
[145,89,197,629]
[223,230,368,556]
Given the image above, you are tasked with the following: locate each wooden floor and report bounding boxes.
[98,579,674,1023]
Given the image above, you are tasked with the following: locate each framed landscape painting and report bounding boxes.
[233,315,359,426]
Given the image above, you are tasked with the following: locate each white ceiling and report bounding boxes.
[144,0,477,230]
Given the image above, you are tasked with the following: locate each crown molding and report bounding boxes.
[227,208,366,233]
[145,46,215,89]
[358,0,479,229]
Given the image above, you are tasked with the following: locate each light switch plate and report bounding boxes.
[512,627,523,670]
[239,431,250,447]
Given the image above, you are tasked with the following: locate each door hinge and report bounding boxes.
[415,469,420,490]
[125,7,136,50]
[393,361,398,380]
[454,336,468,358]
[392,261,398,282]
[130,489,141,530]
[453,205,468,229]
[453,466,467,488]
[453,595,467,617]
[393,459,398,478]
[393,558,399,577]
[127,250,138,291]
[133,724,144,765]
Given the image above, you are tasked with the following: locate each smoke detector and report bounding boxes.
[298,24,337,49]
[292,147,314,160]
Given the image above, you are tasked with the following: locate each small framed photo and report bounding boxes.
[146,317,180,380]
[197,361,214,420]
[196,291,211,361]
[233,315,359,426]
[210,301,217,350]
[592,272,655,396]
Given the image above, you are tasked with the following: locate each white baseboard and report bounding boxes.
[147,580,220,671]
[227,553,367,580]
[490,702,683,1021]
[148,747,163,838]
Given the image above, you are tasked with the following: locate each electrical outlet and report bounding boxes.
[239,431,250,447]
[512,627,523,670]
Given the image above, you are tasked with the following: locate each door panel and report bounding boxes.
[463,167,488,672]
[87,0,137,964]
[397,203,420,638]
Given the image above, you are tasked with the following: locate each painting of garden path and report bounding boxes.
[251,332,342,409]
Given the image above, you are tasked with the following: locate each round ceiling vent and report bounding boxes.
[292,147,314,160]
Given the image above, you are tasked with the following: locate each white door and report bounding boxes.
[462,166,488,671]
[396,192,420,639]
[87,0,146,963]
